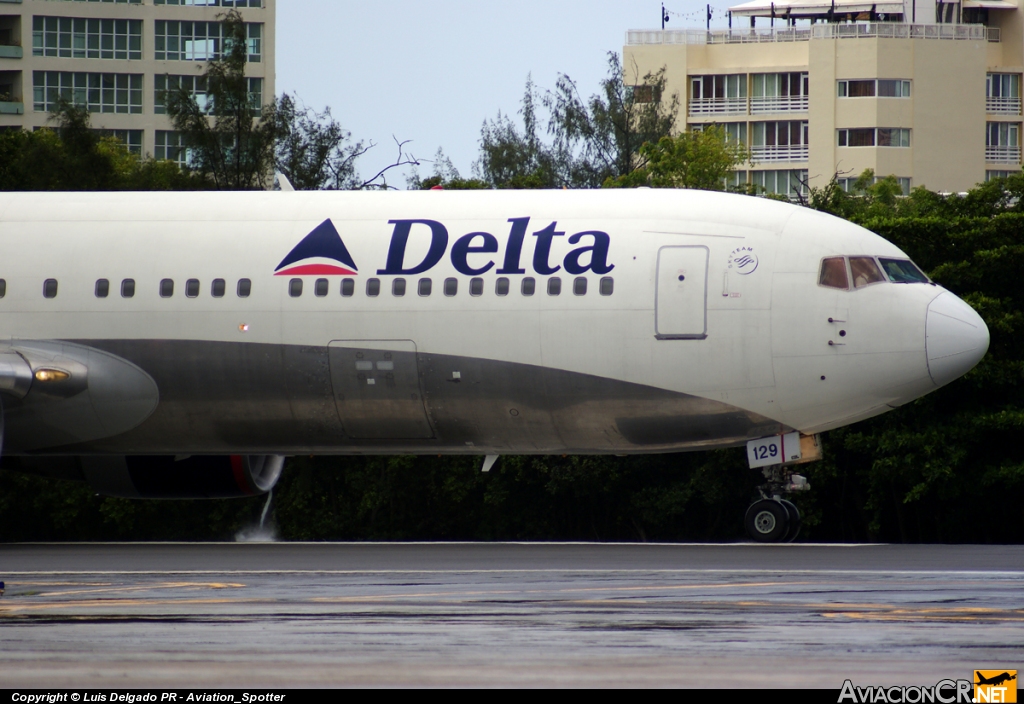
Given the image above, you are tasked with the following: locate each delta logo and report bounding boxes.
[975,671,1017,703]
[274,219,358,277]
[275,217,615,278]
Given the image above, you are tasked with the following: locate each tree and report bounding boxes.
[476,54,679,189]
[164,10,279,190]
[603,125,751,190]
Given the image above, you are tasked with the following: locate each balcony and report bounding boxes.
[987,97,1021,115]
[0,45,21,59]
[751,96,808,113]
[688,97,747,116]
[0,99,22,114]
[986,145,1021,163]
[751,144,809,162]
[626,22,997,45]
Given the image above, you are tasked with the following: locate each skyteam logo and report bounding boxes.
[275,219,358,276]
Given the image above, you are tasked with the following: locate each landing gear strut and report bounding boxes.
[744,464,809,543]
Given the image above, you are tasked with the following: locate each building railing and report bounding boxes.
[986,97,1022,115]
[751,96,808,113]
[751,144,809,162]
[688,97,748,116]
[986,145,1021,163]
[627,22,997,45]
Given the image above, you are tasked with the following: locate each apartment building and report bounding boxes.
[0,0,275,161]
[624,0,1021,195]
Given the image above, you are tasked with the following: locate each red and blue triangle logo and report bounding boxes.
[274,219,358,276]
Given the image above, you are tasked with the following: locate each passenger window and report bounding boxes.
[496,277,509,296]
[419,278,432,296]
[393,278,406,296]
[186,279,200,298]
[522,277,535,296]
[43,279,58,299]
[121,279,135,298]
[600,277,614,296]
[850,257,885,288]
[0,279,6,298]
[289,278,303,297]
[341,278,355,297]
[444,278,458,296]
[547,277,561,296]
[237,279,251,297]
[819,258,849,290]
[366,278,380,297]
[315,278,328,297]
[160,279,174,298]
[470,277,484,296]
[573,277,587,295]
[95,279,110,298]
[212,279,226,297]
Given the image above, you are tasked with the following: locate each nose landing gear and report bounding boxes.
[744,465,809,543]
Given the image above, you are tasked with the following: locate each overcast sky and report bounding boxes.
[277,1,714,187]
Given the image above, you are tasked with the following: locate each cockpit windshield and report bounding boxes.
[878,258,930,284]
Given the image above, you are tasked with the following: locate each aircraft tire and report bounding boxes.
[779,499,801,542]
[744,499,789,543]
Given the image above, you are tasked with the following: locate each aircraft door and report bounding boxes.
[656,246,709,340]
[328,340,435,439]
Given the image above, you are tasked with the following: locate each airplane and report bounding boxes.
[976,673,1017,687]
[0,188,989,542]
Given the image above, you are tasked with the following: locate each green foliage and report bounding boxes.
[0,101,201,191]
[603,125,750,191]
[164,10,278,190]
[476,54,678,189]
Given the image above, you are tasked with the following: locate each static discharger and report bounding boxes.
[34,369,69,382]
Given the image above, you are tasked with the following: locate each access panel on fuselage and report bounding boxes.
[656,246,709,340]
[328,340,435,439]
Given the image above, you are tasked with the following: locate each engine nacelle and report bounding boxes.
[77,455,286,499]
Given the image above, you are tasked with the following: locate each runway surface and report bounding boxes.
[0,543,1021,688]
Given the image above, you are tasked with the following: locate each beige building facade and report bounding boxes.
[624,0,1022,195]
[0,0,275,161]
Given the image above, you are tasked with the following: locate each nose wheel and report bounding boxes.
[744,465,807,543]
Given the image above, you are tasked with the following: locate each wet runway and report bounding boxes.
[0,543,1021,688]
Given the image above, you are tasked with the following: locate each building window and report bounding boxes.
[33,17,142,61]
[988,74,1021,115]
[689,74,746,115]
[837,175,911,196]
[751,169,808,199]
[33,71,142,114]
[93,129,143,155]
[986,122,1021,163]
[154,0,264,6]
[67,0,142,3]
[752,72,808,112]
[837,128,910,148]
[156,75,262,115]
[838,79,911,98]
[155,131,190,166]
[986,170,1020,181]
[628,84,659,104]
[155,20,262,62]
[752,121,808,162]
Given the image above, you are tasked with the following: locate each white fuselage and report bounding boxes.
[0,189,989,456]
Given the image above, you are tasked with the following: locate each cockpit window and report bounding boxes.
[819,257,849,290]
[850,256,885,288]
[878,258,929,283]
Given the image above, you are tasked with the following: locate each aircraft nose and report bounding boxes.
[926,291,990,387]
